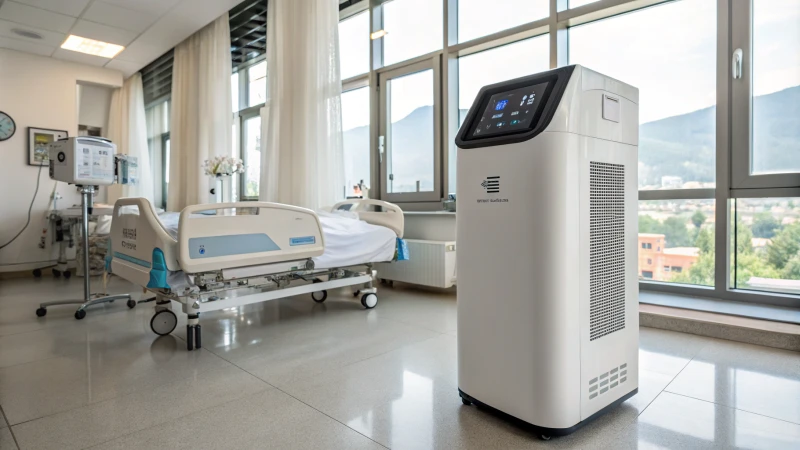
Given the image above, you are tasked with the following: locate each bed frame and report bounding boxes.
[110,198,404,350]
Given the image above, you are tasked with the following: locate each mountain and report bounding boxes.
[343,85,800,189]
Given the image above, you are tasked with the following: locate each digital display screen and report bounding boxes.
[469,82,549,138]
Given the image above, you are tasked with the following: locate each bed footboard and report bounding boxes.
[331,199,404,238]
[111,198,179,288]
[178,202,324,274]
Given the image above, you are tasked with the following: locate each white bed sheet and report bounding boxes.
[157,210,397,271]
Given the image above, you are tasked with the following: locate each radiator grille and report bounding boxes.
[589,162,626,341]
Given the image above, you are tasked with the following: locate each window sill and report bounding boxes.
[640,290,800,325]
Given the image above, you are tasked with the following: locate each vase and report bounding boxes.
[210,174,233,204]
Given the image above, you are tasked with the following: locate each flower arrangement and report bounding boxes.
[203,155,244,177]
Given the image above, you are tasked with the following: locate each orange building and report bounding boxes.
[638,234,699,281]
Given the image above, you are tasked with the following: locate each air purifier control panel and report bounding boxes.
[469,82,549,138]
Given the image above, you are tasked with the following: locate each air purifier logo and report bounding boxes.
[480,176,500,193]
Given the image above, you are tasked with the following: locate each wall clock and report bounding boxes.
[0,111,16,141]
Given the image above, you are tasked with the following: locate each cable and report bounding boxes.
[0,163,45,250]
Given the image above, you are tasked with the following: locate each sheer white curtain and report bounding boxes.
[106,73,153,204]
[260,0,345,210]
[145,101,170,208]
[168,14,232,211]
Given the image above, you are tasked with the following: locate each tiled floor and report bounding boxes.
[0,276,799,449]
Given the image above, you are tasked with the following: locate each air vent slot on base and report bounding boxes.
[589,161,626,341]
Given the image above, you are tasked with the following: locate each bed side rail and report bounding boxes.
[331,199,405,238]
[110,198,179,288]
[178,202,324,274]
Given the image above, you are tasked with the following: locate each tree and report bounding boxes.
[751,212,781,238]
[781,252,800,280]
[661,216,693,247]
[766,223,800,270]
[691,210,707,229]
[734,252,781,287]
[638,215,662,234]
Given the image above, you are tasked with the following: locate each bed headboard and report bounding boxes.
[178,202,324,274]
[331,199,404,238]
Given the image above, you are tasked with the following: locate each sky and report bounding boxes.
[340,0,800,130]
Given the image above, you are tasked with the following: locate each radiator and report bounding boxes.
[375,239,456,288]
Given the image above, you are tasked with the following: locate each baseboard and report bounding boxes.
[640,304,800,352]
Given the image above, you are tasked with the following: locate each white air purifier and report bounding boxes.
[455,65,639,438]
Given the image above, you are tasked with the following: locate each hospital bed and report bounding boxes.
[109,198,406,350]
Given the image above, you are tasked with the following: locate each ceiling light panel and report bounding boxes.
[61,35,124,58]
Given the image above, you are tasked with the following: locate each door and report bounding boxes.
[378,58,442,203]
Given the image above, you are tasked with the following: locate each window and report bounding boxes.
[732,198,800,295]
[248,61,267,107]
[241,116,262,199]
[639,199,715,287]
[750,2,800,175]
[382,0,442,66]
[457,0,547,43]
[454,36,549,193]
[642,271,653,279]
[569,0,717,190]
[664,266,671,272]
[385,68,435,194]
[339,11,370,80]
[145,100,170,209]
[569,0,599,8]
[647,259,652,265]
[231,72,239,112]
[341,86,371,197]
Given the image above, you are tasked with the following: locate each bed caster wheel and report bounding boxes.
[52,268,61,278]
[36,307,47,317]
[74,309,86,320]
[461,397,471,406]
[361,293,377,309]
[32,269,42,278]
[150,310,177,336]
[540,435,551,441]
[127,299,137,309]
[63,270,72,279]
[311,290,327,303]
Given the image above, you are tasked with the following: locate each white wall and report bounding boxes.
[78,84,113,134]
[0,49,123,272]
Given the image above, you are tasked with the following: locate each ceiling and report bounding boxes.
[0,0,246,78]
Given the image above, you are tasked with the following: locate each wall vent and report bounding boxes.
[589,161,626,341]
[588,363,628,399]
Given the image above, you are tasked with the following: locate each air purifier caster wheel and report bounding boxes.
[461,397,471,406]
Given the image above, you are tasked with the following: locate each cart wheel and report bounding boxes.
[74,309,86,320]
[52,268,61,278]
[361,293,378,309]
[36,307,47,317]
[461,397,471,406]
[540,435,551,441]
[311,290,327,303]
[127,299,137,309]
[32,269,42,278]
[150,310,177,336]
[63,270,72,279]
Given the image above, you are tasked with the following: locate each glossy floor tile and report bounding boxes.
[0,277,798,449]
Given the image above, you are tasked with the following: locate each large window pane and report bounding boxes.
[453,36,549,193]
[387,69,434,193]
[569,0,717,190]
[569,0,599,8]
[751,1,800,175]
[248,61,267,107]
[242,116,261,198]
[342,87,371,197]
[231,72,239,112]
[639,199,716,287]
[383,0,442,66]
[339,11,370,80]
[733,198,800,295]
[458,0,547,43]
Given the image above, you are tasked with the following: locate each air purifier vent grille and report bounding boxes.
[589,362,627,399]
[589,162,625,341]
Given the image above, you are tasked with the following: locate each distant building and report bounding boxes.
[638,234,699,281]
[661,176,683,189]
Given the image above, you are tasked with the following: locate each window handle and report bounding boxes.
[378,135,385,163]
[732,48,743,79]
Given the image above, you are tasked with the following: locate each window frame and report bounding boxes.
[340,0,800,308]
[237,106,263,201]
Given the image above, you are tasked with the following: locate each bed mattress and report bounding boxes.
[157,209,398,271]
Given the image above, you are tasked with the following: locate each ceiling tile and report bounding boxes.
[100,0,182,16]
[104,58,142,78]
[13,0,91,18]
[0,18,66,47]
[52,47,110,66]
[0,35,55,56]
[83,2,159,34]
[0,1,76,34]
[70,19,138,46]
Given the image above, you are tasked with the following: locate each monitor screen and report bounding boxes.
[469,82,549,139]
